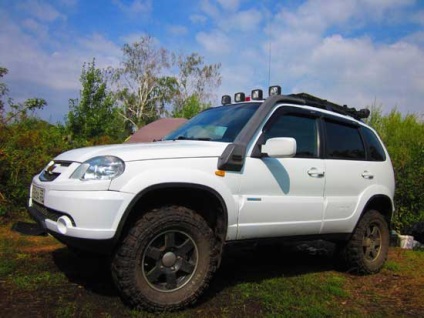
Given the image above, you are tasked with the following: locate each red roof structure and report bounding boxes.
[125,118,187,143]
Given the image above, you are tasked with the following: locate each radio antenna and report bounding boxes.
[267,9,272,87]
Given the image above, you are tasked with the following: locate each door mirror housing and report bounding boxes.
[261,137,297,158]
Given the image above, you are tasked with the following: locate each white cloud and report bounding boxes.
[190,14,207,24]
[412,9,424,26]
[196,31,232,55]
[22,18,49,39]
[0,7,124,121]
[199,0,424,115]
[18,0,66,22]
[2,0,423,121]
[168,25,188,36]
[217,0,240,12]
[225,9,263,32]
[113,0,152,17]
[284,34,424,112]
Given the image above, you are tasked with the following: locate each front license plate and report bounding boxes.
[32,185,45,205]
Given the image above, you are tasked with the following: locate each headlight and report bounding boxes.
[71,156,125,181]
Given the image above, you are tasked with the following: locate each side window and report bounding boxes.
[264,113,318,158]
[325,120,365,160]
[362,127,386,161]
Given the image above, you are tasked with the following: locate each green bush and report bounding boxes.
[0,118,70,217]
[367,108,424,231]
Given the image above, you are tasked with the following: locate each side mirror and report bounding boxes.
[261,137,297,158]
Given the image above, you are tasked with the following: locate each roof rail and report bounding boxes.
[288,92,370,120]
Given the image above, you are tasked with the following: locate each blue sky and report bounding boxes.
[1,0,423,123]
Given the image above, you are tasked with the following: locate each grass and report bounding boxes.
[1,221,423,317]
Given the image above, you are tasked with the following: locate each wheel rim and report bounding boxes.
[142,230,198,292]
[362,222,382,262]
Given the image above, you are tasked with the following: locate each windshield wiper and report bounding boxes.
[174,136,212,141]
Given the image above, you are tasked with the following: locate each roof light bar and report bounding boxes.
[269,85,281,96]
[251,89,263,100]
[221,95,231,105]
[234,92,245,102]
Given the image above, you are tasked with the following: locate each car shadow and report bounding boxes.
[199,240,337,304]
[52,240,337,303]
[52,248,117,297]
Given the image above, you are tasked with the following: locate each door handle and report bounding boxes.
[307,168,325,178]
[362,171,374,180]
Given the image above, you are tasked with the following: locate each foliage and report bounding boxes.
[0,66,8,115]
[0,67,69,217]
[171,94,208,119]
[111,35,174,130]
[67,59,125,145]
[111,36,221,127]
[0,117,70,217]
[172,53,221,119]
[367,107,424,230]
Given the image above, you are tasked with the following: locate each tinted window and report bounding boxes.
[362,127,386,161]
[325,120,365,160]
[165,103,260,142]
[264,114,318,158]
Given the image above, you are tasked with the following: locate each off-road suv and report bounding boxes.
[26,87,395,311]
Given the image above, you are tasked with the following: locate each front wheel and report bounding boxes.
[111,206,218,311]
[337,210,389,274]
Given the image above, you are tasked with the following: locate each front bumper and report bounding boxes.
[26,203,114,254]
[28,184,134,253]
[28,202,115,255]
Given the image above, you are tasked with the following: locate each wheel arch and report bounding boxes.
[113,183,228,253]
[361,194,394,229]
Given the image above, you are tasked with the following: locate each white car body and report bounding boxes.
[29,102,395,248]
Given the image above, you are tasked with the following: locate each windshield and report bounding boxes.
[164,103,261,143]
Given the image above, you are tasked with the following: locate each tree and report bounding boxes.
[172,53,221,118]
[0,66,47,125]
[67,59,124,144]
[0,67,9,116]
[111,36,222,127]
[171,94,205,119]
[112,35,176,130]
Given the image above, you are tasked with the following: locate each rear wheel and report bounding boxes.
[337,210,389,274]
[111,206,218,311]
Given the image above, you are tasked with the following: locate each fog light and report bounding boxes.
[57,216,72,234]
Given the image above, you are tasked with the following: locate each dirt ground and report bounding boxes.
[0,224,423,317]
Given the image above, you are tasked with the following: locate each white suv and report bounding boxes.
[27,87,395,311]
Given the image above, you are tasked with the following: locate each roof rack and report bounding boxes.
[288,92,370,120]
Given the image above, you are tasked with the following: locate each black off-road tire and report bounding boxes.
[111,206,218,311]
[337,209,389,274]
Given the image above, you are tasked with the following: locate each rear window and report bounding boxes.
[325,120,366,160]
[361,127,386,161]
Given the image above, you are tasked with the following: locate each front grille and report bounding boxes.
[32,201,76,226]
[39,160,73,182]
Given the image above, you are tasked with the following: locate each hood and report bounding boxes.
[54,140,229,163]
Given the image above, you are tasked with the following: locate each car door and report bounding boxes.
[236,107,325,239]
[320,118,375,233]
